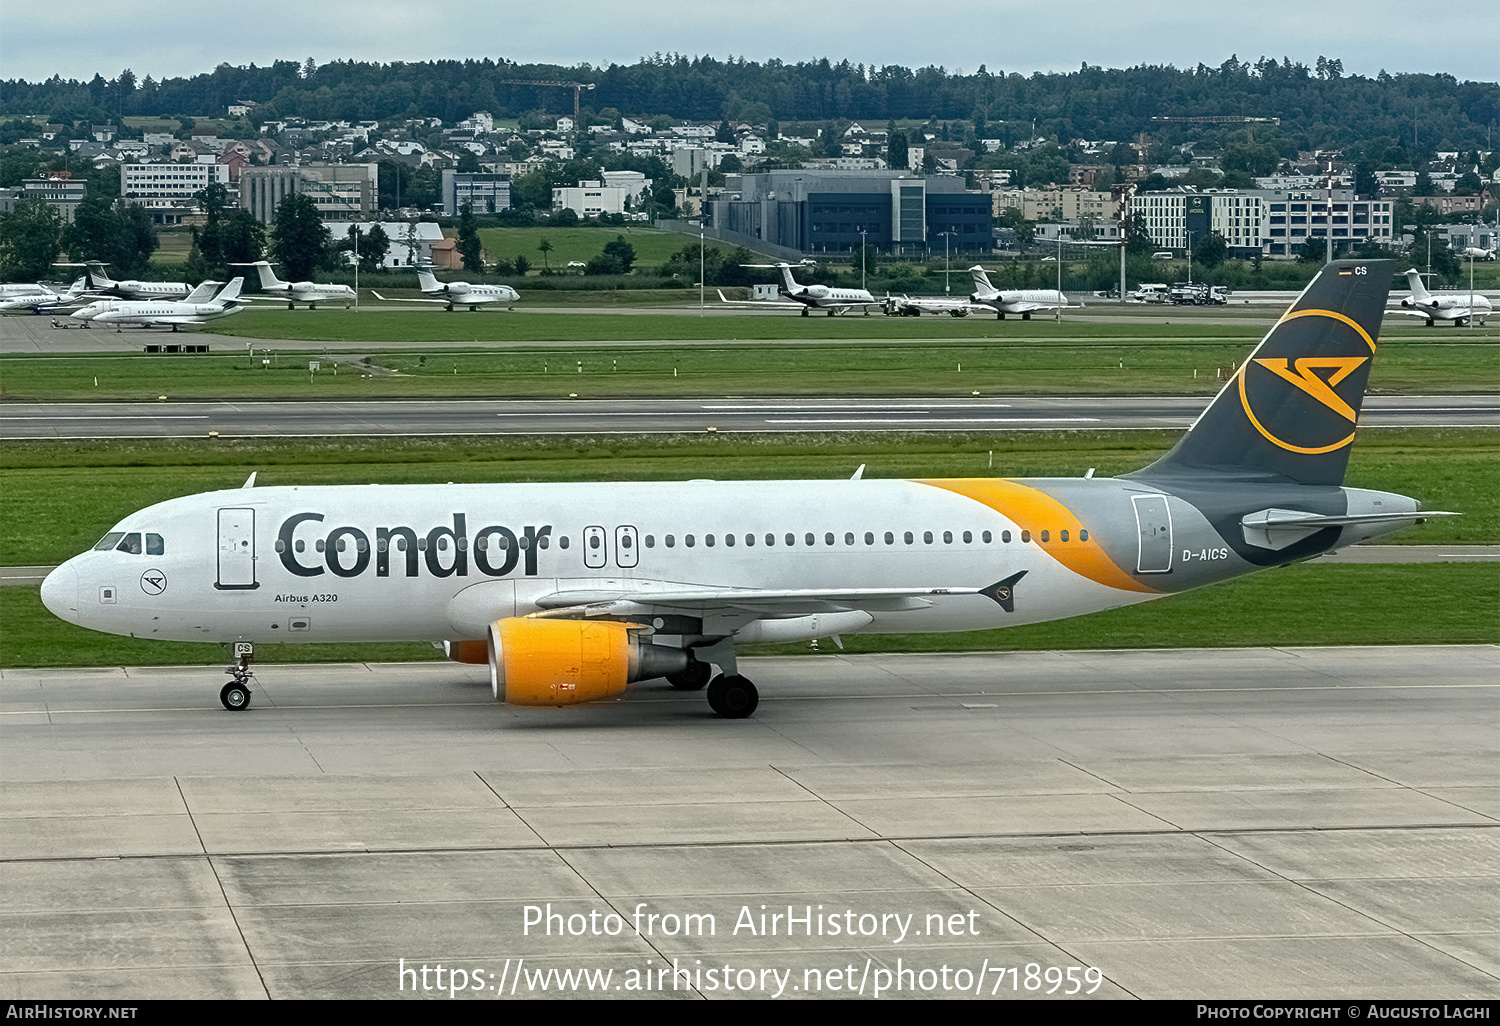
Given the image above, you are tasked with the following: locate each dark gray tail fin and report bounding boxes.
[1130,259,1394,487]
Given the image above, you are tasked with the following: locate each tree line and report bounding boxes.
[4,55,1495,155]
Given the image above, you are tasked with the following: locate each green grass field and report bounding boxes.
[475,226,703,272]
[4,334,1495,401]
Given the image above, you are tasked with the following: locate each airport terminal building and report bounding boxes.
[710,170,991,256]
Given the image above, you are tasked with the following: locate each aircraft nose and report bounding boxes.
[40,562,80,623]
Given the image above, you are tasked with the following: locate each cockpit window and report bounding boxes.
[116,533,143,555]
[146,533,164,556]
[93,532,125,552]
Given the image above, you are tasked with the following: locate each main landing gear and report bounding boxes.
[706,674,759,718]
[220,642,254,711]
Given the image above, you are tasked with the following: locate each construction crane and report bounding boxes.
[497,79,596,123]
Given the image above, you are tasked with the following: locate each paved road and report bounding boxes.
[1,646,1494,999]
[4,394,1496,438]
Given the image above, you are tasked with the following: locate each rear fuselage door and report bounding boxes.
[216,507,259,589]
[1132,494,1173,574]
[583,526,608,569]
[615,525,639,568]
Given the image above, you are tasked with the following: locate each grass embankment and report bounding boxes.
[4,334,1495,401]
[473,226,701,271]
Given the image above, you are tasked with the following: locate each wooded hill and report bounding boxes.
[3,55,1496,155]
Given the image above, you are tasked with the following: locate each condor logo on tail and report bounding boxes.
[1236,307,1378,456]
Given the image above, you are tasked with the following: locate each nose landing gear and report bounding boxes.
[220,642,255,710]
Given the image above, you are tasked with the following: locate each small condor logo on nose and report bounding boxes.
[140,569,167,596]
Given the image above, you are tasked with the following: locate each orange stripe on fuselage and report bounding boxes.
[919,479,1158,594]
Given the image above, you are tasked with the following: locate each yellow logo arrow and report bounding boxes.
[1252,357,1368,423]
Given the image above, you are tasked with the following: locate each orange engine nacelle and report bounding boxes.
[487,617,689,707]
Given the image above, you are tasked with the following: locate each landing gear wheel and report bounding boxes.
[667,660,712,691]
[706,674,759,718]
[220,681,251,711]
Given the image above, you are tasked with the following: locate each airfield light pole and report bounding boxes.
[939,230,957,294]
[353,227,359,313]
[1469,251,1476,332]
[858,229,868,291]
[1186,230,1197,287]
[1056,231,1063,323]
[699,220,705,317]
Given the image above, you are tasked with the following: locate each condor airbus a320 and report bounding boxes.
[41,260,1443,718]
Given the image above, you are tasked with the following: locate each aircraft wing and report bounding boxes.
[1002,301,1063,313]
[534,583,984,616]
[715,290,804,309]
[369,291,450,304]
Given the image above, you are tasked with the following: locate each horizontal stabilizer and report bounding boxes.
[1241,507,1456,549]
[979,571,1028,613]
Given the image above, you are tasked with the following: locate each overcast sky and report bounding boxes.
[4,0,1495,86]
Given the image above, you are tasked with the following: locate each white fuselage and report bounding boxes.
[284,282,357,302]
[90,301,243,327]
[41,479,1167,646]
[971,288,1069,315]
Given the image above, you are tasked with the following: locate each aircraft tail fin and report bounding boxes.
[182,280,221,303]
[214,278,244,304]
[253,261,284,290]
[778,263,800,293]
[416,266,443,293]
[83,261,113,289]
[1403,268,1432,304]
[968,264,995,295]
[1128,259,1394,488]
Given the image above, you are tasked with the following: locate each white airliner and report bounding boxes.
[719,262,877,316]
[1398,268,1492,326]
[371,265,519,311]
[41,260,1446,719]
[73,278,247,331]
[232,261,357,309]
[0,277,96,313]
[967,265,1068,319]
[60,261,190,301]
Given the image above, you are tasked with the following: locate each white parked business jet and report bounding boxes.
[69,279,224,323]
[0,277,96,313]
[73,278,247,331]
[231,261,356,309]
[58,261,190,301]
[719,261,877,316]
[42,260,1446,719]
[967,265,1068,319]
[371,264,519,311]
[1398,268,1491,326]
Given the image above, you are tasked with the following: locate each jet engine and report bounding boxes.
[487,617,689,706]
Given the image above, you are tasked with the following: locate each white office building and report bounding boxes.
[552,181,629,217]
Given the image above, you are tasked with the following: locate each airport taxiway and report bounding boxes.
[2,645,1495,999]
